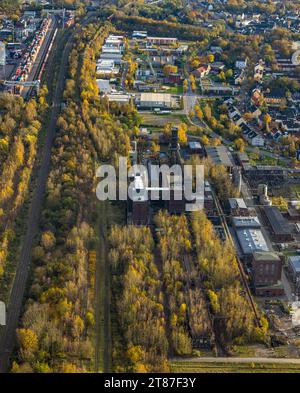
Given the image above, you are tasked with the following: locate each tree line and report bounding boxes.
[0,88,48,298]
[109,225,169,372]
[13,20,139,373]
[191,211,269,348]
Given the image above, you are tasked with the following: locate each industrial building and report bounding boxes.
[243,165,287,186]
[233,216,270,258]
[103,35,124,50]
[204,181,214,212]
[251,251,283,296]
[146,36,178,46]
[97,79,112,94]
[204,146,235,171]
[236,151,250,168]
[99,52,123,64]
[288,256,300,288]
[136,93,173,109]
[127,170,150,226]
[107,93,131,103]
[257,184,272,206]
[232,216,261,229]
[228,198,249,216]
[286,203,300,222]
[165,127,186,214]
[96,59,119,75]
[262,206,294,242]
[95,34,125,85]
[187,141,203,156]
[127,127,187,225]
[132,31,148,39]
[236,228,270,256]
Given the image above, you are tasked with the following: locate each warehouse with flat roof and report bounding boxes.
[236,228,270,255]
[232,216,261,229]
[205,146,235,170]
[136,93,173,109]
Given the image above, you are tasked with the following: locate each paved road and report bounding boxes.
[172,356,300,364]
[95,201,111,373]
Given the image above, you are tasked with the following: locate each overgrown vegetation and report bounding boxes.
[0,88,48,295]
[109,225,169,372]
[191,211,268,348]
[13,20,138,373]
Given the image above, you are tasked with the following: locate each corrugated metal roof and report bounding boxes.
[264,206,292,235]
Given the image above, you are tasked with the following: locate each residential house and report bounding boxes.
[251,88,263,106]
[210,62,225,73]
[192,64,211,79]
[235,58,248,70]
[264,89,287,107]
[254,60,265,82]
[234,69,246,85]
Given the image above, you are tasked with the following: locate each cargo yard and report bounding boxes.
[0,9,74,99]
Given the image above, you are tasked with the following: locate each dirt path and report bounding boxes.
[172,356,300,364]
[94,201,112,373]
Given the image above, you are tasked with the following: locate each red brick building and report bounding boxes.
[252,251,284,297]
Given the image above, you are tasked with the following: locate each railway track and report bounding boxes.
[22,16,58,100]
[0,13,99,373]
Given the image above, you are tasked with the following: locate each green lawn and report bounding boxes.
[166,85,184,94]
[140,113,183,128]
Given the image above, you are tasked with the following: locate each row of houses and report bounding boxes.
[226,100,265,147]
